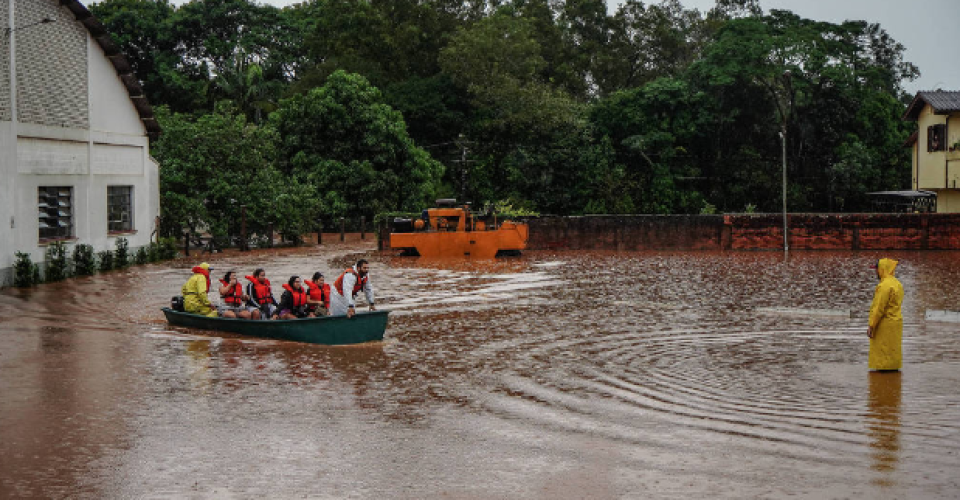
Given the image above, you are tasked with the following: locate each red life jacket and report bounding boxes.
[282,283,309,308]
[334,268,368,297]
[219,279,244,306]
[305,280,330,309]
[246,275,275,305]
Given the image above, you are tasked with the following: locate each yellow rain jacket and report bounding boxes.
[182,263,217,318]
[868,258,903,371]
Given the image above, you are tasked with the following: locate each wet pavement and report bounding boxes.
[1,243,959,499]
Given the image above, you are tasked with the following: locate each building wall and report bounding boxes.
[948,114,960,191]
[88,37,145,136]
[916,104,947,190]
[0,0,158,286]
[14,0,88,129]
[0,0,10,122]
[935,190,960,213]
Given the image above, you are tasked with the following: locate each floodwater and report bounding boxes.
[2,243,959,499]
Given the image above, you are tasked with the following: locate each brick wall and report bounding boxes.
[524,214,960,251]
[379,213,960,252]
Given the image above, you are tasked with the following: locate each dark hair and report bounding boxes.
[288,275,300,288]
[254,268,265,278]
[223,271,235,282]
[356,259,368,268]
[312,271,323,281]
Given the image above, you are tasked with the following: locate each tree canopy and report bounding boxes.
[91,0,920,238]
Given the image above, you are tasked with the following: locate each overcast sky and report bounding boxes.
[157,0,958,94]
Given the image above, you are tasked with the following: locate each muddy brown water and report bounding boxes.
[2,243,959,499]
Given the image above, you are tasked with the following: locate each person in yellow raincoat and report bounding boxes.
[867,258,903,371]
[182,262,217,317]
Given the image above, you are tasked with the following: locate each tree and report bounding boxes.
[152,104,297,245]
[89,0,208,112]
[270,71,444,218]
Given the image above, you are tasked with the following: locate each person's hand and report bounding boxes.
[347,307,355,318]
[369,305,376,311]
[867,326,874,338]
[242,294,250,301]
[271,315,279,320]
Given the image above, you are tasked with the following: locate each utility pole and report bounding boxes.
[779,70,792,257]
[460,141,468,202]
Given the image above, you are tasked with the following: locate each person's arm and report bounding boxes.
[197,278,213,307]
[868,282,891,337]
[363,279,375,310]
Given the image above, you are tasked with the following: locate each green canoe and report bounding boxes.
[161,308,390,345]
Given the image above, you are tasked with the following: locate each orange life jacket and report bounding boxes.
[245,275,275,305]
[282,283,309,308]
[334,268,368,297]
[219,279,244,306]
[305,280,330,309]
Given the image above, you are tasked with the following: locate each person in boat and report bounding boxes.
[304,271,330,317]
[331,259,375,318]
[245,268,277,320]
[218,270,254,319]
[181,262,217,317]
[867,258,904,371]
[276,276,313,320]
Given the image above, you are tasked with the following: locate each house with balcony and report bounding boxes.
[0,0,160,286]
[903,90,960,212]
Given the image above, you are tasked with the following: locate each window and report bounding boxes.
[928,124,946,152]
[108,186,133,232]
[38,186,73,241]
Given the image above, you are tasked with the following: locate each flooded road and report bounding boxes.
[2,243,960,499]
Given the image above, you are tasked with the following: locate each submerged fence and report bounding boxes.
[521,213,960,251]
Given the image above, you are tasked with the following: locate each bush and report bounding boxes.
[44,241,69,282]
[14,252,40,287]
[115,237,130,268]
[98,250,114,271]
[147,242,160,263]
[134,246,148,265]
[73,244,97,276]
[158,237,178,260]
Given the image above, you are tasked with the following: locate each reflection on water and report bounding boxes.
[1,244,960,498]
[868,371,901,482]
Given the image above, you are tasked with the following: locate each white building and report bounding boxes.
[1,0,160,286]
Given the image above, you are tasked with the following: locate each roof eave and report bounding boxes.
[65,0,161,138]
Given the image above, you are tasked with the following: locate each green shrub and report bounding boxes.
[158,237,178,260]
[44,241,69,282]
[134,246,148,265]
[73,244,97,276]
[98,250,114,271]
[699,201,717,215]
[14,251,40,287]
[147,242,160,263]
[115,237,130,268]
